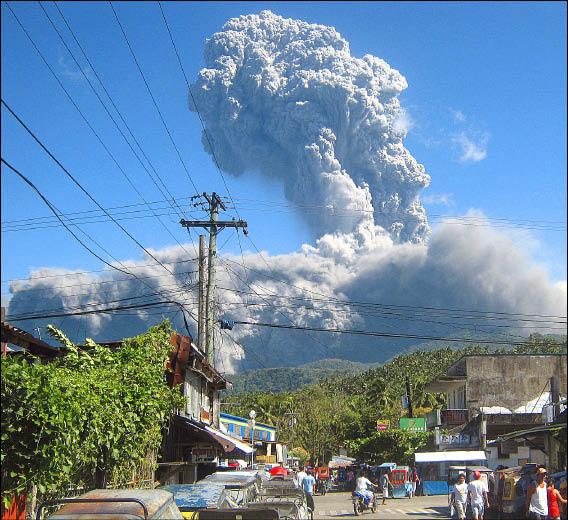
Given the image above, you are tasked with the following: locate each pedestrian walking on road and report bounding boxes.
[450,473,468,520]
[547,477,567,520]
[411,467,420,498]
[381,469,392,505]
[467,470,489,520]
[526,467,549,520]
[302,469,317,514]
[297,466,308,488]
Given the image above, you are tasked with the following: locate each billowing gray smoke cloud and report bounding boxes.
[5,11,566,373]
[190,10,430,244]
[6,218,566,373]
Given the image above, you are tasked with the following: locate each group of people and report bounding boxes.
[450,471,490,520]
[449,466,567,520]
[525,467,566,520]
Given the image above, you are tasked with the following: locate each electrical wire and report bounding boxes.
[108,1,199,195]
[1,158,195,332]
[37,1,198,259]
[1,257,197,284]
[228,319,567,348]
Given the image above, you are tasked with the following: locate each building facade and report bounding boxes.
[219,413,286,465]
[158,333,252,484]
[424,354,567,468]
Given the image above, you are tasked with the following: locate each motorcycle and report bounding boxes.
[315,479,328,496]
[352,491,377,516]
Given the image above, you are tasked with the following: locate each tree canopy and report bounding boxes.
[1,321,183,508]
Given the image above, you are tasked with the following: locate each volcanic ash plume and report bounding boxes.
[190,10,430,244]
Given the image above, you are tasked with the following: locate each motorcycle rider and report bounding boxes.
[355,471,377,506]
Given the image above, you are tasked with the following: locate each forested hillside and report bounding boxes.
[228,359,375,393]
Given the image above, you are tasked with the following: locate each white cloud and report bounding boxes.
[58,55,94,82]
[422,192,455,207]
[452,132,488,163]
[451,109,466,123]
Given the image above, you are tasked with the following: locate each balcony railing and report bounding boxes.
[425,408,469,428]
[441,409,469,426]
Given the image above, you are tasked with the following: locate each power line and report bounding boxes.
[7,1,198,262]
[227,198,567,231]
[1,257,197,284]
[221,256,567,322]
[214,299,568,332]
[157,0,238,220]
[1,269,198,295]
[1,100,185,281]
[2,207,195,233]
[108,1,199,195]
[52,1,184,209]
[6,286,198,321]
[4,195,563,232]
[1,159,131,277]
[228,320,567,348]
[1,195,199,226]
[1,158,195,331]
[6,300,192,322]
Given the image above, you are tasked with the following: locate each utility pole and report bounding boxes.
[198,235,207,352]
[181,193,247,366]
[405,377,414,418]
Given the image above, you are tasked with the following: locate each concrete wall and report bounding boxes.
[464,355,567,412]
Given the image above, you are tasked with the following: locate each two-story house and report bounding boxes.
[158,332,253,484]
[424,353,567,468]
[219,413,288,465]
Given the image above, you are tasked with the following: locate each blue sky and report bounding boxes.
[2,1,566,302]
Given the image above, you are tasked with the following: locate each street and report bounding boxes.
[313,493,449,519]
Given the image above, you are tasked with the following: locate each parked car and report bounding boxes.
[200,471,261,505]
[256,478,312,519]
[40,489,183,520]
[186,508,279,519]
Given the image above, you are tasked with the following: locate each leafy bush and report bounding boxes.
[1,321,184,508]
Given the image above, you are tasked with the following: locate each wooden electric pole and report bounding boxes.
[405,377,414,418]
[180,193,247,366]
[198,235,207,352]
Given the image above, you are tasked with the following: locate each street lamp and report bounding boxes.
[249,410,256,468]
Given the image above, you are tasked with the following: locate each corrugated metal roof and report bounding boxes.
[47,489,176,519]
[415,451,487,463]
[160,484,229,510]
[1,321,61,358]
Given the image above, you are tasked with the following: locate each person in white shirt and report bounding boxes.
[296,466,308,488]
[450,473,468,520]
[467,471,489,520]
[355,472,376,506]
[526,467,549,520]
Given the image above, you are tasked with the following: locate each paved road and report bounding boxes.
[312,492,449,519]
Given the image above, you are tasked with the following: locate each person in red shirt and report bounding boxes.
[547,478,567,520]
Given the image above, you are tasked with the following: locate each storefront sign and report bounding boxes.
[439,433,471,445]
[190,447,217,463]
[399,418,426,432]
[376,420,390,431]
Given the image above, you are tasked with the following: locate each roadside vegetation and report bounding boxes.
[223,334,567,465]
[1,321,183,509]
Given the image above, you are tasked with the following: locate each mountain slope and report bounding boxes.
[227,358,377,393]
